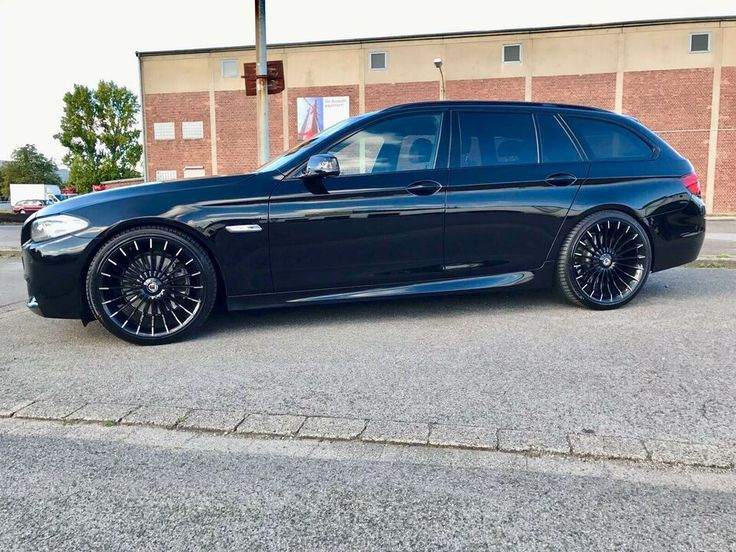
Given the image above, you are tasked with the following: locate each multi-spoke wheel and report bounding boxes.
[556,211,652,309]
[86,226,217,345]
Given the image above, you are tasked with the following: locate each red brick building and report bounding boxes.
[137,16,736,214]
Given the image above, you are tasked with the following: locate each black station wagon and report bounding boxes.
[22,101,705,344]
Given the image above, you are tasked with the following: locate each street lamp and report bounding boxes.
[434,58,446,101]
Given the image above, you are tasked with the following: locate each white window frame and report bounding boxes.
[182,121,204,140]
[369,51,388,71]
[502,43,523,64]
[221,59,239,78]
[155,170,177,181]
[183,166,206,178]
[153,122,175,141]
[689,32,711,54]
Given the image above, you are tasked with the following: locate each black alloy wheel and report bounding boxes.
[557,210,652,309]
[86,226,217,345]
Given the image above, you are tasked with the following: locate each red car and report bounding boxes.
[13,199,49,214]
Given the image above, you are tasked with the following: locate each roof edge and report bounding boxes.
[136,15,736,57]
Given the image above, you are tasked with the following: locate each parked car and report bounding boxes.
[21,101,705,345]
[13,199,49,214]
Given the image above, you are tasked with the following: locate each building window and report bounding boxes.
[155,170,177,181]
[503,44,522,64]
[222,59,239,78]
[182,121,204,140]
[689,32,711,53]
[369,51,387,71]
[183,166,206,178]
[153,122,175,140]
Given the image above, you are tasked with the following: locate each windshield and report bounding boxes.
[255,114,368,174]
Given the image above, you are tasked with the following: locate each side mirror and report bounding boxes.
[303,154,340,178]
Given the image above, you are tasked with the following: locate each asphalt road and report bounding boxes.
[1,420,734,551]
[1,263,734,448]
[0,223,21,250]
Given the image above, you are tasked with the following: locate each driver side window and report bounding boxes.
[326,113,442,176]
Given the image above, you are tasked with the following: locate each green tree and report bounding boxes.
[55,81,142,193]
[0,144,61,199]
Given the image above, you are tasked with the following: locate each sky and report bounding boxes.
[0,0,733,166]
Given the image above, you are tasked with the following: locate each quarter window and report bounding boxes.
[565,116,653,161]
[537,114,582,163]
[457,112,537,168]
[326,113,442,175]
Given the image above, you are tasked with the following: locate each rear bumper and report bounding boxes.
[650,195,706,272]
[22,234,96,320]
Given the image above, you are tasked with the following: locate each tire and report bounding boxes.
[556,210,652,310]
[86,226,217,345]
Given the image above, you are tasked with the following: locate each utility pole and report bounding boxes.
[255,0,269,164]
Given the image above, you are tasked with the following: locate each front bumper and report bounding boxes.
[22,234,97,320]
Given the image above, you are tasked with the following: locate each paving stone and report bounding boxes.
[66,403,138,423]
[0,398,34,417]
[236,413,305,437]
[498,429,570,454]
[298,416,366,440]
[429,424,497,450]
[120,405,189,428]
[647,440,735,469]
[14,400,85,421]
[178,408,246,432]
[569,433,647,461]
[361,420,430,445]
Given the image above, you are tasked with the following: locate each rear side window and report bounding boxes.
[537,114,582,163]
[457,112,537,168]
[565,116,653,161]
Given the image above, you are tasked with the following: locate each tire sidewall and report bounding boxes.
[562,211,652,310]
[86,227,217,345]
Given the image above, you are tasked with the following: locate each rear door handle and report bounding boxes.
[545,173,578,186]
[407,180,442,196]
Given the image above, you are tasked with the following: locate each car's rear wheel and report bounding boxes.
[86,226,217,345]
[556,210,652,310]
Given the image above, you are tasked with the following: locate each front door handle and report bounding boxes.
[407,180,442,196]
[545,173,578,186]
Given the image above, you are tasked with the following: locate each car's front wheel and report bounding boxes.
[556,210,652,310]
[86,226,217,345]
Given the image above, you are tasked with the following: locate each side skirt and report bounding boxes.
[227,270,540,311]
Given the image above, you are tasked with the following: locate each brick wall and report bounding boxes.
[447,77,525,101]
[144,92,212,181]
[531,73,617,110]
[215,91,283,174]
[287,85,359,148]
[623,69,713,202]
[715,67,736,214]
[365,81,438,112]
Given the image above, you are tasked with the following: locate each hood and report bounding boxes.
[37,174,256,218]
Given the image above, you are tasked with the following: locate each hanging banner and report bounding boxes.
[297,96,350,140]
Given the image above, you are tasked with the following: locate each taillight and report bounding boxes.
[682,173,701,197]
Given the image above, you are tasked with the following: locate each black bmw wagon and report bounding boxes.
[22,101,705,344]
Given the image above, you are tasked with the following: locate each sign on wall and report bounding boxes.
[297,96,350,140]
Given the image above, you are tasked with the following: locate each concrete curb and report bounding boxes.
[3,399,734,470]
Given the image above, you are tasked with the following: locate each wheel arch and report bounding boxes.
[552,204,656,269]
[78,218,228,323]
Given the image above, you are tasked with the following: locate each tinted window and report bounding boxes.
[565,116,653,161]
[537,114,582,163]
[458,112,537,168]
[326,113,442,175]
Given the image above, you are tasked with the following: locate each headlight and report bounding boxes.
[31,215,89,242]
